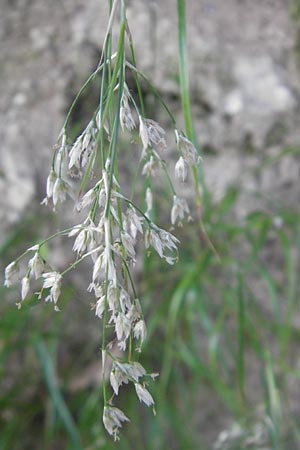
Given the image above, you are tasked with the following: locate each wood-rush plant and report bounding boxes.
[4,0,203,441]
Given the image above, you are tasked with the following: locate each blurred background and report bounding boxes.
[1,0,300,449]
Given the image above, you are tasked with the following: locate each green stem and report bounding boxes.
[177,0,194,140]
[12,227,78,265]
[60,245,102,277]
[101,0,126,403]
[126,61,177,127]
[126,21,145,116]
[60,60,109,135]
[105,21,126,218]
[176,0,218,260]
[176,0,206,194]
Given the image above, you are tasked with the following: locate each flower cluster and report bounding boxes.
[3,2,203,440]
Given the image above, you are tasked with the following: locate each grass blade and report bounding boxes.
[34,340,82,450]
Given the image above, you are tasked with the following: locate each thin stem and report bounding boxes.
[120,256,138,301]
[60,59,113,135]
[102,267,109,406]
[60,245,103,277]
[98,45,109,169]
[12,227,78,265]
[177,0,194,141]
[176,0,219,260]
[125,21,145,116]
[126,61,177,127]
[105,22,126,218]
[101,0,126,405]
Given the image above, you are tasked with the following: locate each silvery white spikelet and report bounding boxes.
[133,319,147,343]
[82,128,92,152]
[120,105,135,131]
[164,255,177,265]
[55,137,68,173]
[119,288,131,313]
[42,272,62,304]
[52,178,68,206]
[139,117,167,155]
[107,282,119,314]
[175,156,188,182]
[72,230,87,254]
[42,271,61,289]
[28,252,45,279]
[145,226,179,264]
[121,231,136,258]
[148,229,163,258]
[77,187,96,211]
[134,383,154,407]
[106,246,118,286]
[21,276,30,300]
[110,363,130,395]
[139,115,149,151]
[126,362,146,381]
[46,169,56,198]
[103,406,130,441]
[144,119,166,148]
[92,253,103,282]
[126,207,143,239]
[175,130,201,165]
[4,261,19,287]
[95,295,106,318]
[69,136,83,169]
[120,86,135,131]
[171,195,190,225]
[159,229,180,250]
[142,156,160,177]
[110,371,121,396]
[110,361,147,396]
[115,313,131,342]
